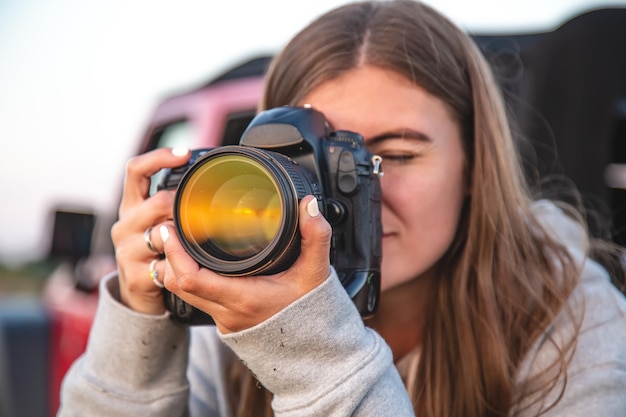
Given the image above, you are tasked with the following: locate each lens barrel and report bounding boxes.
[174,146,321,276]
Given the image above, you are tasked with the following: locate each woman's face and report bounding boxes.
[301,66,467,292]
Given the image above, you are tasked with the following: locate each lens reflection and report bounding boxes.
[178,155,282,259]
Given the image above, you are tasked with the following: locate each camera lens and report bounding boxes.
[174,147,318,276]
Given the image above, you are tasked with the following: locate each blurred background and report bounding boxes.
[0,0,621,267]
[1,0,625,416]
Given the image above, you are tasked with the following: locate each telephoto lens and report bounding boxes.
[174,146,322,276]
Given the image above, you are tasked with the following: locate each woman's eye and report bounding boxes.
[379,152,417,163]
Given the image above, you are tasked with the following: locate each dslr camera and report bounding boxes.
[157,106,383,325]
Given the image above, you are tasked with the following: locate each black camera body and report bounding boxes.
[158,106,382,325]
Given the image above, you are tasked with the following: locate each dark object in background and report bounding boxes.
[48,209,96,265]
[475,8,626,246]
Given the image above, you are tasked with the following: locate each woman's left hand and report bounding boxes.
[157,196,331,334]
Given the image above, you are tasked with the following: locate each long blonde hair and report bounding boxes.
[233,1,590,415]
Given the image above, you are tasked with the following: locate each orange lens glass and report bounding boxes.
[178,154,282,259]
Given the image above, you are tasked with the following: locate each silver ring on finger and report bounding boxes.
[144,227,163,255]
[149,258,165,288]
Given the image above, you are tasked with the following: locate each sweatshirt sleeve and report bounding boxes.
[535,264,626,416]
[219,269,415,417]
[515,201,626,416]
[514,258,626,417]
[57,273,191,417]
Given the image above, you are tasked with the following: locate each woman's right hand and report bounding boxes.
[110,147,191,315]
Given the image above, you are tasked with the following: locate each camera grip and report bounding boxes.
[339,270,380,317]
[163,289,216,325]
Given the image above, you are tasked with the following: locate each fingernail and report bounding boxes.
[172,147,189,157]
[307,198,320,217]
[160,225,170,242]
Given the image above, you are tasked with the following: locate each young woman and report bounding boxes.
[58,1,626,416]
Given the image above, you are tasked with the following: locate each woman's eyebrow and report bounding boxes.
[367,129,432,145]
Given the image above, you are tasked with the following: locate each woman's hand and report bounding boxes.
[111,147,191,315]
[159,196,332,334]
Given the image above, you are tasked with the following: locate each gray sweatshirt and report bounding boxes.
[58,201,626,416]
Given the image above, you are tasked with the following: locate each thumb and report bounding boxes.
[291,196,332,286]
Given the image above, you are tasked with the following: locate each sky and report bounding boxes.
[0,0,622,266]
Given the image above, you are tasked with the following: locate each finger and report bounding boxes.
[290,196,332,290]
[149,258,166,289]
[119,147,190,213]
[143,217,176,257]
[117,256,167,315]
[158,224,204,293]
[145,226,161,255]
[111,191,176,251]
